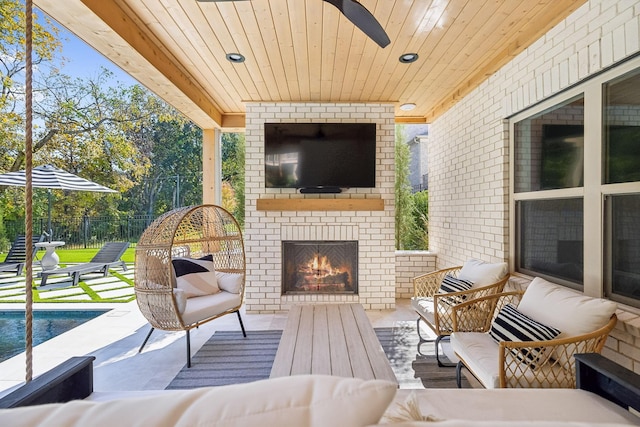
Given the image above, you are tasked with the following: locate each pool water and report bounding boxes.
[0,310,109,362]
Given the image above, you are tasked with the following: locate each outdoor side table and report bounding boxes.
[35,241,65,271]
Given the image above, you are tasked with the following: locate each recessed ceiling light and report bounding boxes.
[399,103,416,111]
[399,53,418,64]
[226,53,245,63]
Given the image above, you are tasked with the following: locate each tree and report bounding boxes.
[395,125,416,250]
[221,132,245,226]
[121,116,203,217]
[0,0,61,172]
[410,190,429,250]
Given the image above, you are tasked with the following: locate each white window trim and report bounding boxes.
[509,55,640,305]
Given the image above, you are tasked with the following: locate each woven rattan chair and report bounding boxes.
[135,204,246,367]
[451,287,618,388]
[412,264,509,366]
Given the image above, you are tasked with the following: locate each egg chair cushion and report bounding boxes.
[172,256,220,298]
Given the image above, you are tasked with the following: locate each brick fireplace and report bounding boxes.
[243,102,396,312]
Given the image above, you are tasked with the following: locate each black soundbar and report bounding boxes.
[299,187,342,194]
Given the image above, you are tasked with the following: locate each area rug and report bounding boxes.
[166,326,468,389]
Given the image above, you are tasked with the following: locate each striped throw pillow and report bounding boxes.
[489,304,561,369]
[437,275,474,305]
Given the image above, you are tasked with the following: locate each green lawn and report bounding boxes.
[54,247,135,264]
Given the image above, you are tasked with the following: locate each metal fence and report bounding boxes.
[4,215,155,249]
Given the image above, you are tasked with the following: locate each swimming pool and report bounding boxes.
[0,309,109,362]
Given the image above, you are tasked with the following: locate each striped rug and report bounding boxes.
[166,327,467,389]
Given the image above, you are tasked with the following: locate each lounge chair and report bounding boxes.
[0,234,45,276]
[39,242,130,286]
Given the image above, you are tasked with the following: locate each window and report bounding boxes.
[511,57,640,308]
[602,68,640,305]
[603,70,640,184]
[514,97,584,193]
[605,194,640,305]
[517,199,583,288]
[513,96,585,286]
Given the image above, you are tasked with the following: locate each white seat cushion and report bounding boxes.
[385,388,640,425]
[451,332,501,388]
[411,297,438,330]
[181,291,241,326]
[458,259,508,287]
[451,332,570,389]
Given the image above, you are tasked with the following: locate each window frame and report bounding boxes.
[509,55,640,307]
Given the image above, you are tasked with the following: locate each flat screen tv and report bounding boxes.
[264,122,376,191]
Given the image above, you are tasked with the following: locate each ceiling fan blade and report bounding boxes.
[323,0,390,48]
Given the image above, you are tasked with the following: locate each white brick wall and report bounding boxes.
[428,0,640,371]
[244,102,396,312]
[395,251,436,299]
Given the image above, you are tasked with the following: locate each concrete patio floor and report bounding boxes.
[0,279,425,396]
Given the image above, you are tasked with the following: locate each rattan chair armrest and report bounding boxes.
[448,283,518,332]
[413,266,462,298]
[497,314,618,388]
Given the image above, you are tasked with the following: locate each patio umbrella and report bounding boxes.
[0,164,117,240]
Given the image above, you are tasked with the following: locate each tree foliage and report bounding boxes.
[395,125,415,250]
[221,132,245,226]
[410,190,429,249]
[395,125,429,250]
[122,118,203,217]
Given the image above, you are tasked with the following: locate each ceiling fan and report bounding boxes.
[197,0,391,48]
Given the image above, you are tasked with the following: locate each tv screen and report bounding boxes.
[264,123,376,190]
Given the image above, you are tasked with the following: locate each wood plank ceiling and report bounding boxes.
[34,0,587,130]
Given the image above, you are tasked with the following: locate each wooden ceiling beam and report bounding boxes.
[34,0,223,129]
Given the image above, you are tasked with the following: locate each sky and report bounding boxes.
[52,21,138,87]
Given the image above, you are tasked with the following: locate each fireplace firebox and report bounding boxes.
[282,240,358,295]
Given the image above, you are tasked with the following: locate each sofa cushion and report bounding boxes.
[181,290,241,326]
[172,288,187,315]
[516,277,617,370]
[439,275,474,294]
[451,332,571,389]
[489,304,561,369]
[451,331,501,388]
[0,375,397,427]
[458,259,508,287]
[517,278,617,339]
[172,256,219,298]
[216,271,244,294]
[438,275,474,305]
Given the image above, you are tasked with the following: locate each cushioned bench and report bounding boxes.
[451,277,618,388]
[411,259,509,365]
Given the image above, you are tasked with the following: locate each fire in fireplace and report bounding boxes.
[282,241,358,294]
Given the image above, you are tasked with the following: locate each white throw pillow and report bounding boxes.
[517,277,617,369]
[458,259,508,287]
[216,271,244,294]
[0,375,397,427]
[517,277,617,339]
[172,256,219,298]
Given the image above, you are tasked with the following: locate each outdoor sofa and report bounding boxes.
[0,353,638,426]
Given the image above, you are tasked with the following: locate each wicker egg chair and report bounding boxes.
[135,204,246,367]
